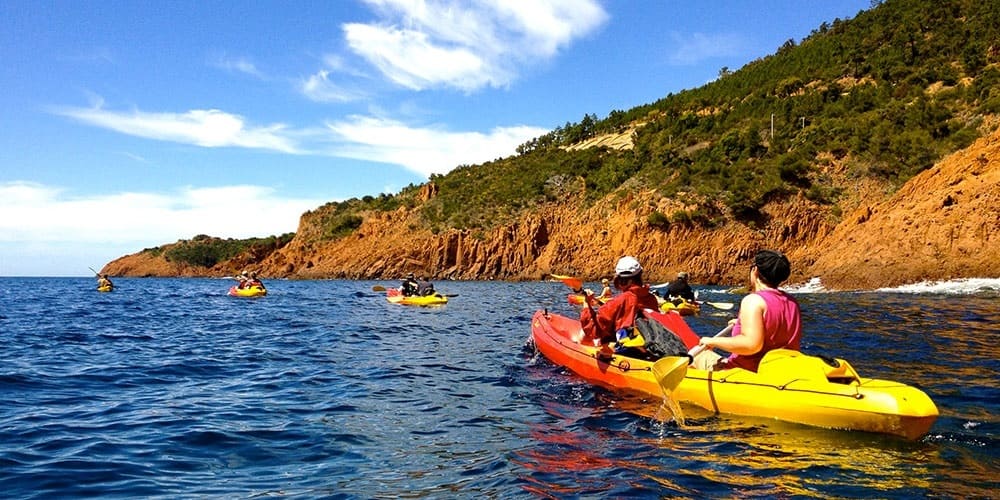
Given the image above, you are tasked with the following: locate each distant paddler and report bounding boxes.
[91,266,114,291]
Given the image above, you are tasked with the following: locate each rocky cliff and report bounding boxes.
[103,128,1000,290]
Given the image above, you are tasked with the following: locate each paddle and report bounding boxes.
[549,273,584,291]
[651,324,734,396]
[703,300,735,311]
[550,273,601,305]
[88,266,100,276]
[653,286,735,311]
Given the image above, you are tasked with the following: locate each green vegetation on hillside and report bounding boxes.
[154,233,294,268]
[309,0,1000,239]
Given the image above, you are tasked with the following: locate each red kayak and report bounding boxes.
[531,308,699,396]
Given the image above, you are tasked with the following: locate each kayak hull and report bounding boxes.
[229,285,267,297]
[97,285,113,293]
[530,310,938,440]
[657,297,700,316]
[387,288,448,306]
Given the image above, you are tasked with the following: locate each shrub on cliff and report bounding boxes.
[162,234,293,268]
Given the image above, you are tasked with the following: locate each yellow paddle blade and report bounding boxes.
[549,274,584,290]
[651,356,691,396]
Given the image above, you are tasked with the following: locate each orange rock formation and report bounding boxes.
[104,128,1000,290]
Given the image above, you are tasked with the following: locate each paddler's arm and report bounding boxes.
[699,294,765,355]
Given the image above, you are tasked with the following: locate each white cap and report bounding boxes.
[615,256,642,278]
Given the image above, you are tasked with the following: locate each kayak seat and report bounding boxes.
[759,349,861,385]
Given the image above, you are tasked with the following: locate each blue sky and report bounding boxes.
[0,0,870,276]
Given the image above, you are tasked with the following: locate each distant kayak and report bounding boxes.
[530,309,938,440]
[657,297,700,316]
[566,293,610,307]
[386,288,448,306]
[228,285,267,297]
[97,285,113,293]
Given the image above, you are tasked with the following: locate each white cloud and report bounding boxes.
[301,69,368,102]
[0,181,321,245]
[667,32,744,65]
[0,181,327,276]
[339,0,608,91]
[343,23,497,91]
[53,100,549,177]
[212,54,265,78]
[54,105,301,153]
[324,115,548,177]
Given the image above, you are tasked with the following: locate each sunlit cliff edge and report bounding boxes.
[104,127,999,291]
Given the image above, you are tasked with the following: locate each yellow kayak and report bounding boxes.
[530,310,938,440]
[658,297,700,316]
[567,293,610,307]
[97,285,113,292]
[386,288,448,306]
[229,285,267,297]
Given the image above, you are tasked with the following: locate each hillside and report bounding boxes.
[103,0,1000,289]
[104,128,1000,289]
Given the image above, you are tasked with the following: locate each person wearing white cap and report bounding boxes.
[579,256,660,346]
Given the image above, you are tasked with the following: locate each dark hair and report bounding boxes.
[754,250,791,286]
[613,272,643,287]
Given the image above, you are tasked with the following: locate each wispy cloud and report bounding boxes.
[667,32,744,65]
[337,0,608,91]
[61,46,114,64]
[54,105,301,153]
[301,69,368,103]
[54,101,547,177]
[0,181,321,245]
[211,53,265,78]
[117,151,150,163]
[324,115,548,177]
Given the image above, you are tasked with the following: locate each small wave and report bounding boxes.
[875,278,1000,295]
[784,277,828,294]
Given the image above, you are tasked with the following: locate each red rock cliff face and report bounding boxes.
[105,129,1000,290]
[805,130,1000,289]
[255,188,831,286]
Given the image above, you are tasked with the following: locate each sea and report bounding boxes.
[1,277,997,499]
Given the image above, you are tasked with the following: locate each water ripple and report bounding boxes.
[0,278,996,498]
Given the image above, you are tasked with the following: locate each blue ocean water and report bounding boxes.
[0,277,997,498]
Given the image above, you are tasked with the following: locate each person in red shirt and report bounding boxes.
[579,256,660,346]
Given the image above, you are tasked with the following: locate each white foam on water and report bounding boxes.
[874,278,1000,295]
[783,277,828,294]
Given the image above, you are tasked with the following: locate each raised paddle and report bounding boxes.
[651,324,734,396]
[549,273,584,291]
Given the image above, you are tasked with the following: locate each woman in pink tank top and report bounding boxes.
[695,249,802,372]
